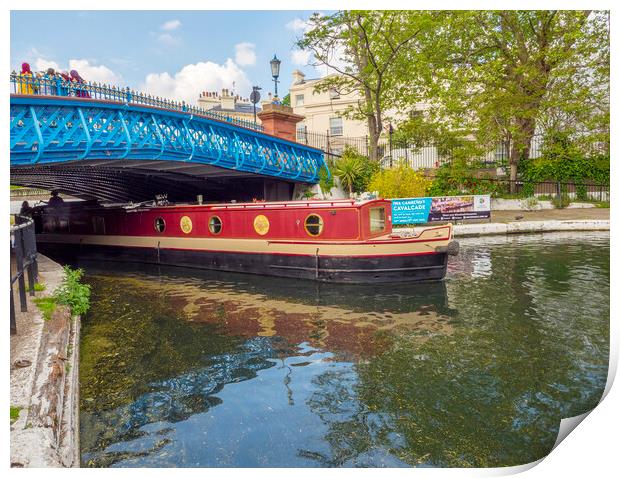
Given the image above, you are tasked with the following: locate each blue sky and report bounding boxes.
[10,10,323,103]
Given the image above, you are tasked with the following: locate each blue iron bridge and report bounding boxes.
[10,74,328,202]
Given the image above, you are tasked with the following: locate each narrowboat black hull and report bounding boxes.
[36,241,449,284]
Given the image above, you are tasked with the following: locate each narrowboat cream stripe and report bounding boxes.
[37,232,451,257]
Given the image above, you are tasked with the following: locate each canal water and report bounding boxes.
[78,232,609,468]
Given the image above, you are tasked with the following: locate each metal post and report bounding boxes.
[14,230,28,313]
[28,225,38,279]
[326,130,330,160]
[10,275,16,335]
[22,227,36,296]
[389,124,393,168]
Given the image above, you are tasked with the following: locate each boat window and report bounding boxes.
[154,217,166,233]
[369,207,386,233]
[209,216,222,235]
[304,214,324,236]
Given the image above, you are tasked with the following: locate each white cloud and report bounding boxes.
[291,49,311,66]
[29,58,121,84]
[157,33,181,46]
[234,42,256,67]
[161,19,181,31]
[34,58,60,72]
[68,59,121,84]
[141,58,251,104]
[286,17,314,33]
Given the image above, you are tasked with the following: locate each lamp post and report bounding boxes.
[270,54,281,99]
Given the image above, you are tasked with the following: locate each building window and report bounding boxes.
[369,207,386,233]
[154,217,166,233]
[329,117,343,136]
[295,94,305,106]
[208,216,222,235]
[296,122,307,142]
[304,214,324,237]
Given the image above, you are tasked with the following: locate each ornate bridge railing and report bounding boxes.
[10,72,263,132]
[10,77,328,184]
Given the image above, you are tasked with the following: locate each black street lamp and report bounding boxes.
[270,54,281,98]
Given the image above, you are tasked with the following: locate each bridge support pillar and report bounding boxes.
[257,103,305,142]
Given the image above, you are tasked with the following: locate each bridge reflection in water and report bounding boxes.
[78,233,609,467]
[10,74,327,202]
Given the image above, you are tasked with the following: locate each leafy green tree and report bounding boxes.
[282,93,290,106]
[297,11,440,161]
[416,11,609,189]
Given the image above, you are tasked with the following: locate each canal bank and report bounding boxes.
[395,208,610,237]
[10,254,80,467]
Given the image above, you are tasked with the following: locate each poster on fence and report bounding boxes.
[391,195,491,224]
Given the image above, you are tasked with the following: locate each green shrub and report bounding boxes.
[519,131,610,185]
[318,165,334,197]
[10,406,21,423]
[34,297,57,321]
[368,161,431,199]
[333,146,379,195]
[427,160,508,197]
[551,194,571,209]
[33,282,46,292]
[54,266,91,318]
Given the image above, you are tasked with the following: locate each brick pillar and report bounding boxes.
[257,103,305,142]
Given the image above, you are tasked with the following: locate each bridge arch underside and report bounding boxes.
[10,160,299,203]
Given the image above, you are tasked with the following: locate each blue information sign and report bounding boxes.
[391,198,432,225]
[391,195,491,224]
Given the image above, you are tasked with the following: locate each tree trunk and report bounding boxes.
[366,112,382,161]
[508,118,537,192]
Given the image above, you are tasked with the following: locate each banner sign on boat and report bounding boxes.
[391,195,491,224]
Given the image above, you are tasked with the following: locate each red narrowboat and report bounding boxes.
[32,199,459,284]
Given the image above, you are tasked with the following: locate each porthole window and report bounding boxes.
[154,217,166,233]
[304,214,324,237]
[208,216,222,235]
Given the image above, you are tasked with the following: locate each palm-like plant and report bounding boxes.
[334,156,364,197]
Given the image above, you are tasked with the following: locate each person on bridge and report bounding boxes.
[59,71,71,96]
[18,63,35,95]
[44,68,58,95]
[70,70,90,98]
[48,191,65,206]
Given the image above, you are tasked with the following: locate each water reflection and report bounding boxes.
[79,232,609,467]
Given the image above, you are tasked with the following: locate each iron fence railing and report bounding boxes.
[296,128,609,171]
[452,177,610,203]
[10,72,263,132]
[10,215,38,334]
